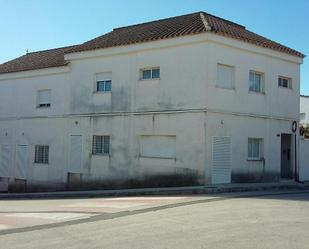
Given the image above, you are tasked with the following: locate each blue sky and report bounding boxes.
[1,0,308,94]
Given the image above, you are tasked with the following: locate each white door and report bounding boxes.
[212,137,231,184]
[0,144,11,178]
[69,135,82,173]
[15,145,28,179]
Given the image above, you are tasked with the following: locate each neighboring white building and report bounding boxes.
[300,95,309,126]
[0,12,305,190]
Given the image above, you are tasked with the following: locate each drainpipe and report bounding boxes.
[292,120,300,183]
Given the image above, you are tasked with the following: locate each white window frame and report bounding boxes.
[140,67,160,80]
[92,135,110,155]
[37,89,51,108]
[96,79,112,93]
[248,138,263,161]
[278,76,292,89]
[216,63,235,89]
[34,145,49,164]
[249,70,264,93]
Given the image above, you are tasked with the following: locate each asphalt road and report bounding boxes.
[0,191,308,249]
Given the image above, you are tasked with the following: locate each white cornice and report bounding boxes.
[65,33,303,64]
[0,66,70,81]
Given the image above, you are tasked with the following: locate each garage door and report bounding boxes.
[212,137,231,184]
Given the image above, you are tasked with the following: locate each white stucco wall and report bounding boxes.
[299,138,309,181]
[300,96,309,125]
[0,33,302,187]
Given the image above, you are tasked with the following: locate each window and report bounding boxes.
[300,113,306,122]
[37,90,51,108]
[139,135,176,159]
[34,145,49,164]
[248,138,263,160]
[141,68,160,80]
[217,64,234,89]
[249,71,264,93]
[278,76,292,89]
[92,135,110,155]
[96,80,112,92]
[95,72,112,93]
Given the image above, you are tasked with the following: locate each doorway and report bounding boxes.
[69,135,82,173]
[281,134,293,179]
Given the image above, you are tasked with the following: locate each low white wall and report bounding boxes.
[299,138,309,181]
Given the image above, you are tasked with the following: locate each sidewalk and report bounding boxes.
[0,181,308,199]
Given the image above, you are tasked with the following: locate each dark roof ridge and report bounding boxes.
[113,11,202,31]
[25,45,78,55]
[200,11,246,29]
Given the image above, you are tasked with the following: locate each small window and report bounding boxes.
[96,80,112,92]
[37,90,51,108]
[248,138,263,160]
[141,68,160,80]
[34,145,49,164]
[300,113,306,122]
[217,64,234,89]
[249,71,264,93]
[278,76,292,89]
[92,135,110,155]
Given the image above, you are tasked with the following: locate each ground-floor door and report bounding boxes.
[0,144,11,178]
[281,134,293,179]
[15,145,28,179]
[69,135,83,174]
[212,136,231,184]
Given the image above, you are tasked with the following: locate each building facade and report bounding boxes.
[0,12,304,190]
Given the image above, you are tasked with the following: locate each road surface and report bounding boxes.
[0,191,308,249]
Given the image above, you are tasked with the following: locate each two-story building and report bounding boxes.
[0,12,305,190]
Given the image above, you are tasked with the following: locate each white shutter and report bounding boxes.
[212,137,231,184]
[69,135,82,173]
[15,145,28,179]
[0,144,11,177]
[217,64,234,89]
[96,72,112,81]
[38,90,51,105]
[140,135,176,158]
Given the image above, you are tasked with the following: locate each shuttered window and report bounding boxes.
[92,136,110,155]
[217,64,234,89]
[278,76,292,89]
[249,71,264,93]
[37,90,51,108]
[248,138,263,160]
[139,135,176,159]
[95,72,112,92]
[34,145,49,164]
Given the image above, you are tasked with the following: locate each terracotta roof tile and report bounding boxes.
[0,12,304,75]
[0,46,76,75]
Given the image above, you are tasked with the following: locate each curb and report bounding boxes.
[0,182,309,199]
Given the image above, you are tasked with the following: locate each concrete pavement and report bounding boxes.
[0,190,308,248]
